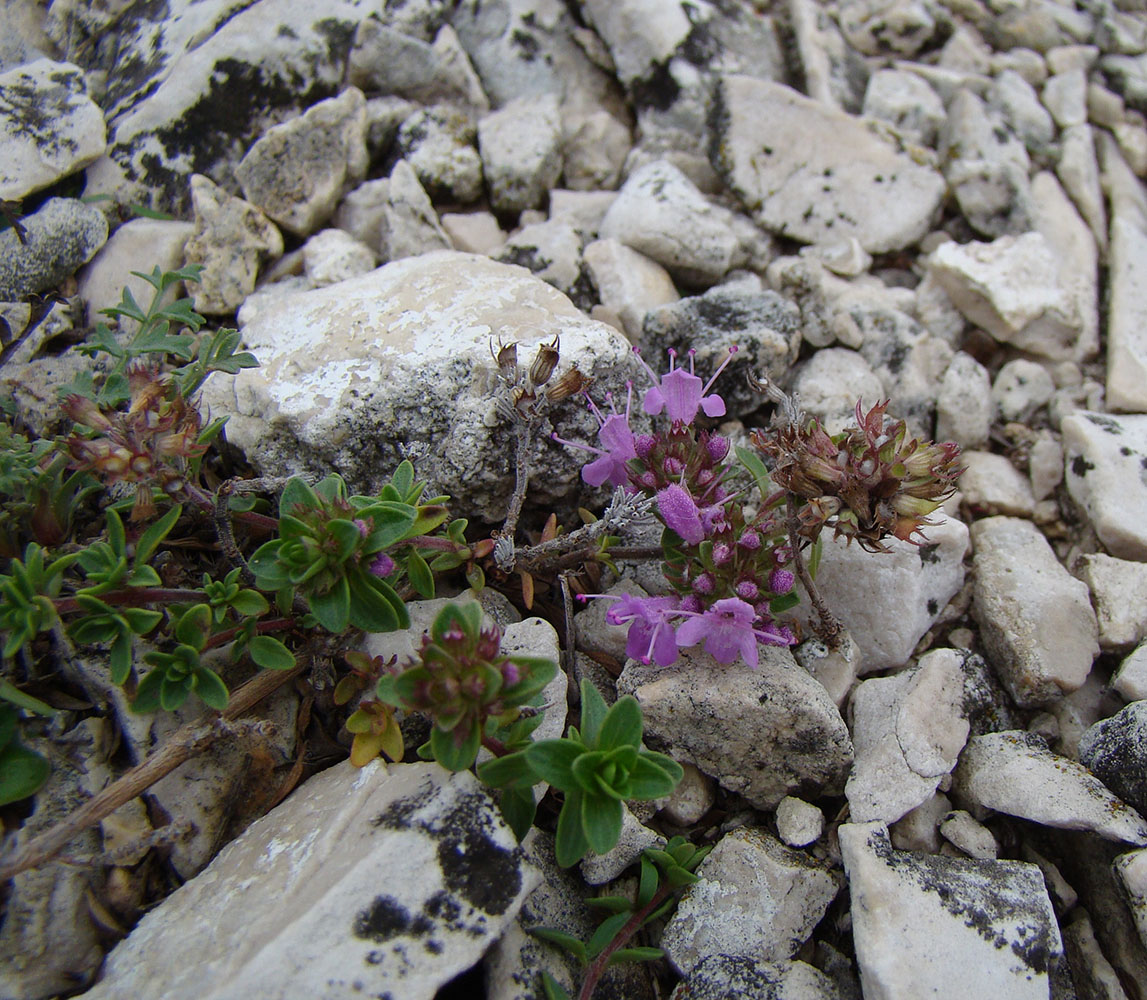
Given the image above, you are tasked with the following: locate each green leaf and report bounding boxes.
[327,518,363,563]
[279,477,321,515]
[539,971,574,1000]
[808,537,822,580]
[769,591,800,614]
[229,589,270,617]
[133,504,182,567]
[735,444,772,496]
[390,460,414,497]
[0,679,56,717]
[248,540,290,590]
[174,604,212,649]
[585,911,629,959]
[581,792,624,855]
[501,656,557,704]
[608,947,664,964]
[477,750,538,791]
[0,741,51,805]
[131,666,165,713]
[578,679,609,747]
[405,549,434,598]
[430,721,481,772]
[109,631,133,685]
[525,739,583,791]
[359,502,418,550]
[193,667,229,710]
[309,576,351,633]
[430,599,482,644]
[160,672,193,711]
[598,695,643,750]
[627,752,683,799]
[248,635,295,671]
[637,856,658,908]
[346,569,402,633]
[106,506,127,557]
[529,929,587,965]
[498,786,536,842]
[554,788,590,867]
[570,749,613,796]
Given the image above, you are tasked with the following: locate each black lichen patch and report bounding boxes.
[868,830,1059,975]
[436,794,521,915]
[370,774,438,830]
[355,896,415,943]
[927,598,939,616]
[1085,413,1123,434]
[630,60,681,112]
[497,245,552,275]
[1070,455,1094,478]
[918,543,941,565]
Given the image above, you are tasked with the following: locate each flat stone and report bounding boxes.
[183,174,284,315]
[846,648,971,824]
[380,159,453,262]
[440,210,505,255]
[791,348,885,436]
[935,351,992,448]
[1114,645,1147,703]
[789,0,871,112]
[234,87,368,237]
[1075,553,1147,649]
[580,0,691,86]
[1079,702,1147,817]
[1062,411,1147,560]
[1043,68,1088,127]
[660,827,841,973]
[600,159,742,286]
[1112,848,1147,952]
[199,250,638,519]
[841,821,1065,1000]
[0,196,109,301]
[78,218,195,317]
[79,761,540,1000]
[0,58,106,202]
[669,955,842,1000]
[863,68,946,146]
[582,238,678,342]
[712,75,945,253]
[939,809,999,859]
[397,106,484,205]
[1101,132,1147,412]
[775,797,825,848]
[929,232,1083,360]
[953,731,1147,844]
[970,516,1098,706]
[799,513,969,675]
[302,228,378,287]
[1057,124,1107,254]
[988,69,1055,155]
[959,451,1037,517]
[617,645,853,810]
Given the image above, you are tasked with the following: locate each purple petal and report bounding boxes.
[700,393,726,417]
[582,452,626,487]
[659,368,703,424]
[657,484,705,544]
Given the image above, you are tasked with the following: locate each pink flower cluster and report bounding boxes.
[558,346,798,670]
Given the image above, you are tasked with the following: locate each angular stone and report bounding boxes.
[83,0,372,216]
[935,351,992,448]
[659,762,716,826]
[1112,848,1147,952]
[1101,133,1147,412]
[712,75,945,253]
[78,218,195,317]
[971,516,1098,706]
[302,228,378,287]
[579,804,662,886]
[839,0,935,56]
[1062,411,1147,560]
[183,174,283,315]
[581,0,691,86]
[863,69,946,147]
[0,196,109,300]
[939,809,999,859]
[800,513,969,675]
[953,731,1147,844]
[199,251,637,519]
[775,797,825,848]
[929,232,1083,360]
[494,221,583,297]
[988,69,1055,155]
[478,95,563,214]
[234,87,368,237]
[992,358,1056,424]
[846,648,971,824]
[1079,702,1147,817]
[1057,123,1107,253]
[959,451,1036,517]
[1114,645,1147,703]
[396,106,483,205]
[582,238,678,341]
[0,58,106,201]
[661,827,840,973]
[600,160,742,286]
[380,159,453,262]
[616,645,853,810]
[1075,553,1147,649]
[791,348,885,435]
[561,109,630,191]
[639,283,801,416]
[79,762,540,1000]
[840,821,1065,999]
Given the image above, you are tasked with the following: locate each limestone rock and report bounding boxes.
[396,106,484,205]
[1079,702,1147,817]
[199,251,638,519]
[953,731,1147,844]
[616,645,853,810]
[935,351,993,448]
[1112,849,1147,952]
[183,175,283,315]
[302,228,378,287]
[669,955,842,1000]
[78,218,195,317]
[971,516,1098,706]
[959,451,1036,517]
[660,827,841,973]
[0,58,106,202]
[380,159,453,261]
[478,95,563,213]
[1075,554,1147,649]
[712,75,945,252]
[862,68,946,146]
[791,349,885,436]
[840,821,1066,999]
[1114,645,1147,703]
[0,197,109,301]
[79,762,539,1000]
[495,221,583,298]
[929,232,1083,361]
[582,238,678,341]
[846,648,971,824]
[775,797,825,848]
[1062,411,1147,560]
[234,87,368,237]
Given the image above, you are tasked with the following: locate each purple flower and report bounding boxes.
[657,483,705,544]
[605,593,682,666]
[552,385,637,489]
[769,568,795,594]
[675,597,762,668]
[634,346,738,427]
[370,553,396,577]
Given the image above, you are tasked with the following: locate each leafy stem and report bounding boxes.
[574,882,674,1000]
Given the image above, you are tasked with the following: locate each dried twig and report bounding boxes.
[0,660,305,883]
[786,496,843,647]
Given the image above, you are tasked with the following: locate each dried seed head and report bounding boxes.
[491,337,518,381]
[545,364,592,402]
[529,334,560,387]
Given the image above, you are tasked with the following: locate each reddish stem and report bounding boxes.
[53,587,206,615]
[204,616,297,650]
[577,884,674,1000]
[481,734,510,757]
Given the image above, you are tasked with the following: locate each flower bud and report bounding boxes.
[735,579,759,601]
[712,543,732,565]
[707,435,730,462]
[738,530,761,550]
[769,568,795,594]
